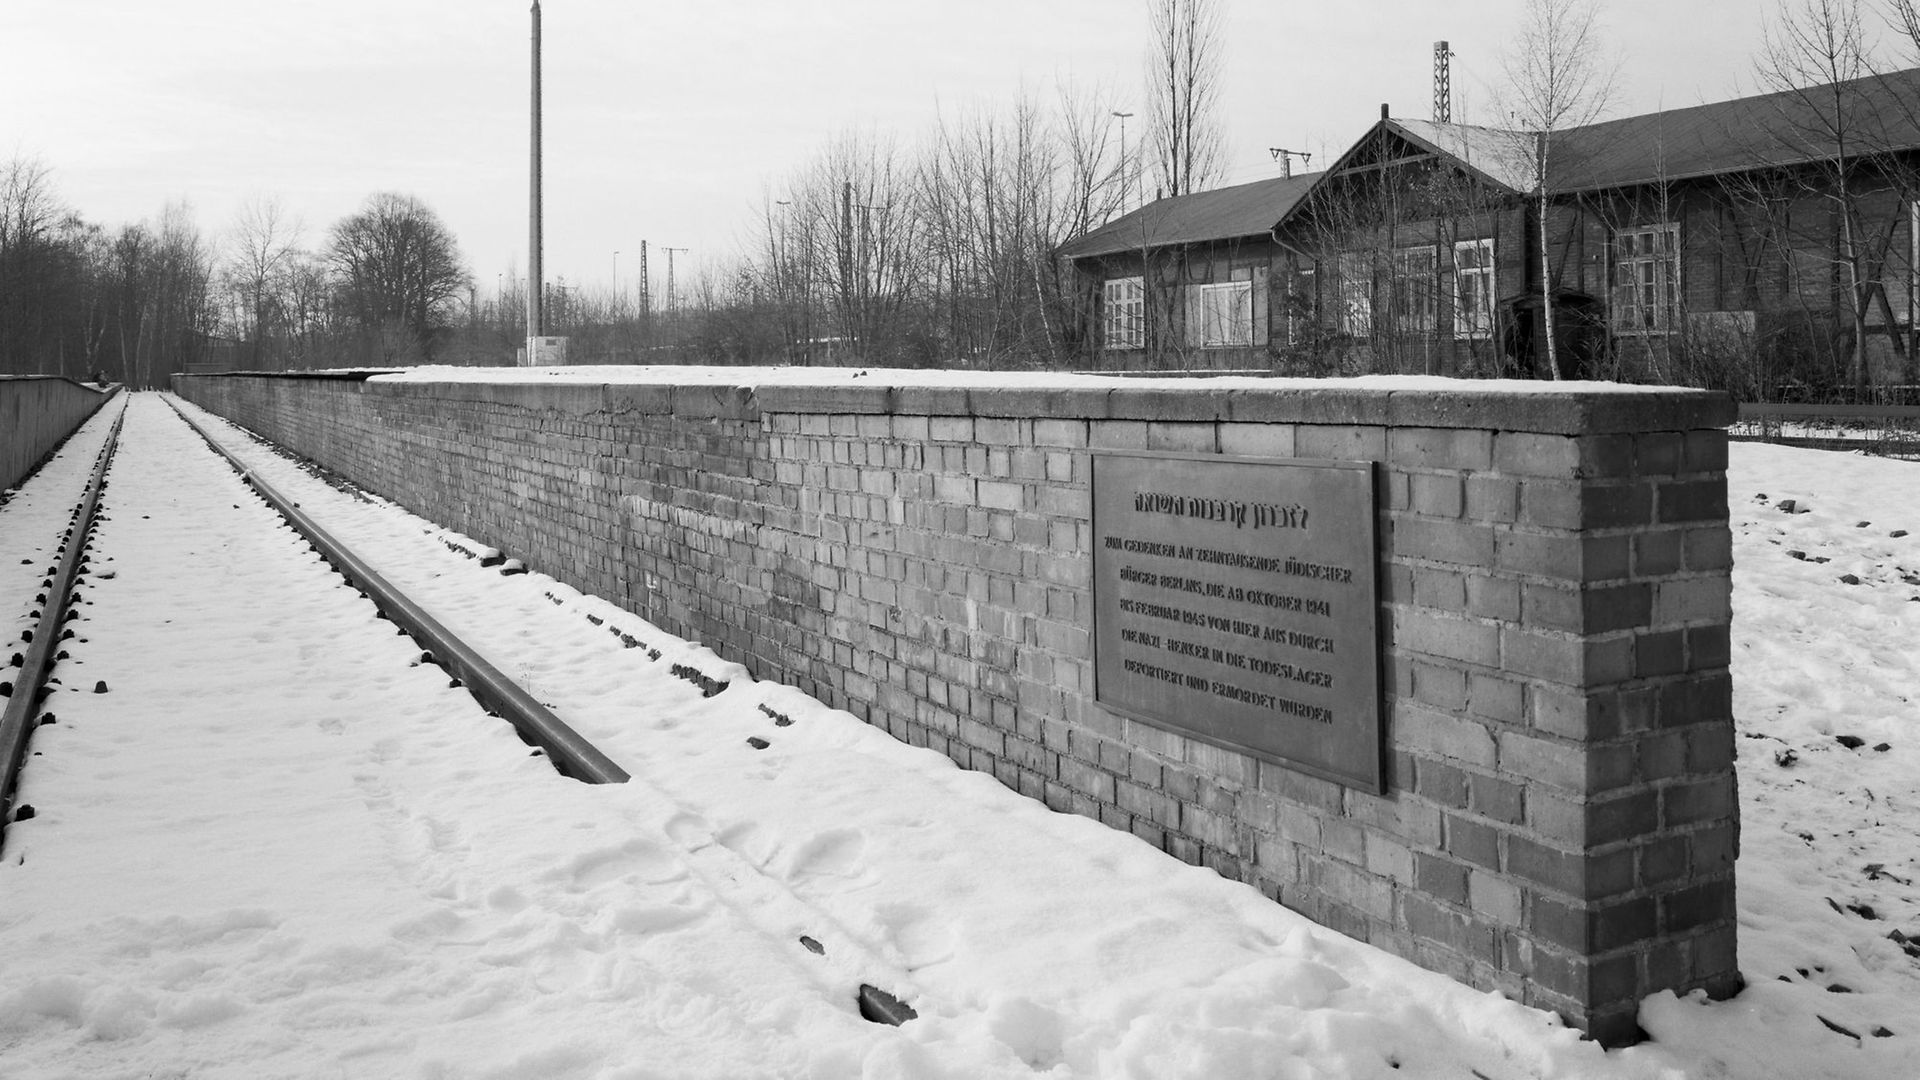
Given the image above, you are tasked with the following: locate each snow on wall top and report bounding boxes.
[374,365,1692,396]
[341,366,1736,436]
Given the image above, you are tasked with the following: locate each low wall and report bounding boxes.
[175,370,1741,1044]
[1,377,113,492]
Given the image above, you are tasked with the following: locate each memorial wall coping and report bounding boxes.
[348,372,1734,434]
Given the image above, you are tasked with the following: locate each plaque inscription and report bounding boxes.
[1091,451,1381,791]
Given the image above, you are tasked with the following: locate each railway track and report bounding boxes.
[4,395,624,859]
[159,395,920,1026]
[162,397,629,786]
[0,401,123,853]
[3,393,918,1045]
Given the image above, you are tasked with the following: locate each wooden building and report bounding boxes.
[1063,68,1920,397]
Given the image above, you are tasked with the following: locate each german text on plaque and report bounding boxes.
[1092,451,1381,791]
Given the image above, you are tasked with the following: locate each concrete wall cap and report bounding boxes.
[208,368,1732,433]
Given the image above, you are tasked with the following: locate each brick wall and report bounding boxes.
[1,376,113,492]
[174,371,1741,1044]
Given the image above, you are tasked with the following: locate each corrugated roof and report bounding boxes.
[1056,171,1321,260]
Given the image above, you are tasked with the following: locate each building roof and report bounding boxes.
[1550,67,1920,192]
[1387,119,1538,194]
[1061,68,1920,260]
[1056,171,1322,260]
[1379,68,1920,197]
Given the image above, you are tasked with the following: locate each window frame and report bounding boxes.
[1452,238,1495,340]
[1103,275,1145,350]
[1336,252,1373,338]
[1187,279,1254,348]
[1286,265,1317,346]
[1392,245,1438,334]
[1610,223,1681,336]
[1908,201,1919,326]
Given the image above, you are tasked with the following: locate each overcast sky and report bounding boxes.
[7,1,1785,303]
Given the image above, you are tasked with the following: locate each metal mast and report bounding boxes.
[1433,41,1453,124]
[527,1,545,362]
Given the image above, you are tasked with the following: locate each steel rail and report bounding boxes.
[1,404,125,854]
[163,397,629,786]
[159,399,925,1022]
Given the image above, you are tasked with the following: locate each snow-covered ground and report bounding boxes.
[0,393,1914,1079]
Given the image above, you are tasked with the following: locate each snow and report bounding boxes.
[0,394,1915,1078]
[374,365,1700,396]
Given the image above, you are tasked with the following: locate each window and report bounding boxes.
[1392,246,1437,333]
[1286,266,1317,345]
[1104,276,1144,349]
[1337,252,1373,337]
[1908,201,1919,325]
[1611,224,1680,333]
[1453,238,1495,339]
[1186,281,1252,347]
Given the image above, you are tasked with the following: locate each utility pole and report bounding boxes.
[1433,41,1453,123]
[1112,110,1133,211]
[840,180,854,303]
[612,250,620,315]
[1268,148,1312,178]
[855,202,887,290]
[663,247,688,315]
[774,200,795,363]
[526,0,544,364]
[638,240,651,347]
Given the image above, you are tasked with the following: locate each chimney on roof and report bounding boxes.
[1381,103,1390,120]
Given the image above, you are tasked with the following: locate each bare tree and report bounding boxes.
[1502,0,1617,378]
[225,196,302,369]
[1748,0,1903,392]
[1145,0,1227,199]
[327,192,470,363]
[0,158,76,374]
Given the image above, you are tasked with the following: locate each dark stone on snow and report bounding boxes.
[857,984,917,1026]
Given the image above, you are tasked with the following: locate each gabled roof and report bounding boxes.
[1062,67,1920,260]
[1056,171,1321,260]
[1325,68,1920,203]
[1387,119,1537,194]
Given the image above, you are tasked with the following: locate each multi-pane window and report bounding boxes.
[1286,266,1317,345]
[1104,276,1144,349]
[1611,224,1680,333]
[1453,238,1496,339]
[1392,246,1438,333]
[1337,252,1373,337]
[1187,280,1253,347]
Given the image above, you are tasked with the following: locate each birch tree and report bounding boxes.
[1502,0,1616,379]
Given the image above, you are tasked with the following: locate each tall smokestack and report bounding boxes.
[527,0,544,362]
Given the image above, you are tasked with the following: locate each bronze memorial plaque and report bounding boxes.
[1092,451,1381,791]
